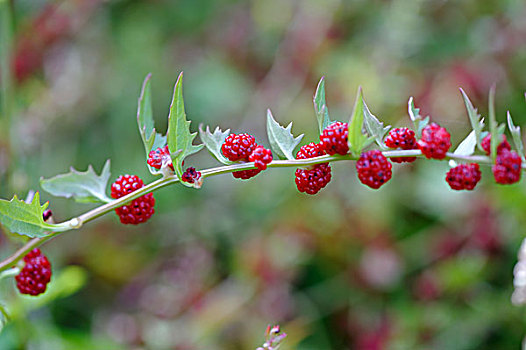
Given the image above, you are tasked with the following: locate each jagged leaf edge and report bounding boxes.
[266,109,304,160]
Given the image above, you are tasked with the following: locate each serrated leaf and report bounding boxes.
[449,130,477,167]
[40,160,112,203]
[459,88,485,152]
[363,101,391,147]
[507,111,525,159]
[167,72,204,180]
[0,192,68,238]
[408,97,429,138]
[313,77,332,134]
[348,87,374,157]
[266,109,304,160]
[198,125,233,165]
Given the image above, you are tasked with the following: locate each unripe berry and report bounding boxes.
[493,149,522,185]
[417,123,451,159]
[15,249,52,296]
[319,121,349,155]
[481,134,511,156]
[384,127,417,163]
[221,133,257,162]
[147,145,173,170]
[294,143,331,194]
[356,150,392,189]
[111,175,155,225]
[445,163,481,190]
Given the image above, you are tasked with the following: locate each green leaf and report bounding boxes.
[0,192,68,238]
[408,97,429,138]
[137,74,167,175]
[459,88,485,152]
[507,111,525,159]
[449,130,477,167]
[40,160,112,204]
[363,101,391,148]
[487,85,504,163]
[348,87,374,157]
[167,72,204,179]
[198,124,233,165]
[266,109,304,160]
[313,77,332,134]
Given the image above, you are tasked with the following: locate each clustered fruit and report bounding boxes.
[356,150,392,189]
[221,133,273,179]
[446,163,481,190]
[147,145,173,170]
[384,127,417,163]
[15,248,52,296]
[111,175,155,225]
[295,143,332,194]
[480,134,522,185]
[181,167,202,184]
[417,123,451,160]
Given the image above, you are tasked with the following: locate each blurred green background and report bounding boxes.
[2,0,526,349]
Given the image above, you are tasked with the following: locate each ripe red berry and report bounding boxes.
[294,143,332,194]
[445,163,481,190]
[15,248,52,296]
[356,150,392,189]
[111,175,155,225]
[233,168,261,180]
[248,145,273,170]
[181,167,202,184]
[221,133,257,162]
[417,123,451,159]
[42,209,52,221]
[492,149,522,184]
[147,145,173,170]
[384,127,417,163]
[481,134,511,155]
[320,121,349,155]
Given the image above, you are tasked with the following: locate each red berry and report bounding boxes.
[248,145,273,170]
[445,163,481,190]
[233,168,261,180]
[147,145,173,170]
[111,175,155,225]
[181,167,202,184]
[492,149,522,184]
[42,209,52,221]
[384,127,417,163]
[294,143,332,194]
[319,121,349,155]
[221,133,257,162]
[481,134,511,156]
[15,249,52,296]
[417,123,451,159]
[356,150,392,189]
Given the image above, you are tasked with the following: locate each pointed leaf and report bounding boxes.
[266,109,304,160]
[363,101,391,147]
[137,74,167,175]
[40,160,112,203]
[488,85,504,162]
[313,77,332,134]
[167,72,205,178]
[460,88,485,151]
[408,97,429,138]
[449,130,478,167]
[348,87,374,157]
[0,193,69,238]
[198,125,233,165]
[507,111,524,158]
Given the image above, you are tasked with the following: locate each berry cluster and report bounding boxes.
[384,127,417,163]
[15,249,52,296]
[320,121,349,155]
[147,145,174,171]
[181,167,202,184]
[446,163,481,190]
[417,123,451,159]
[111,175,155,224]
[221,133,273,179]
[480,134,522,185]
[295,143,332,194]
[356,150,392,189]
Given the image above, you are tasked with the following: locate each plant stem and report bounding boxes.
[0,149,508,272]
